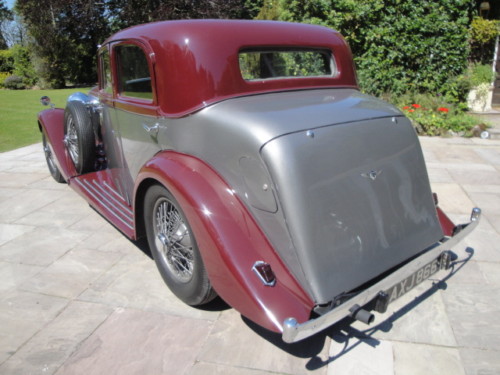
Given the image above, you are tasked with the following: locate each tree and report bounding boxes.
[106,0,256,32]
[0,0,13,49]
[2,15,28,47]
[16,0,109,88]
[15,0,256,88]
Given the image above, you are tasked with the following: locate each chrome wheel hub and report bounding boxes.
[65,117,79,166]
[43,138,57,171]
[154,198,194,283]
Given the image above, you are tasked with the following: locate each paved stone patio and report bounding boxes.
[0,135,499,375]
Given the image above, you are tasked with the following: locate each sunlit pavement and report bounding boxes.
[0,133,499,375]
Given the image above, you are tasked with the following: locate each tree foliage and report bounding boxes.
[16,0,109,88]
[0,48,13,72]
[469,16,499,64]
[14,0,258,88]
[107,0,257,31]
[260,0,476,97]
[10,44,37,86]
[0,0,13,49]
[6,0,491,95]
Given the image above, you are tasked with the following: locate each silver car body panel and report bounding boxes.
[148,88,443,303]
[261,116,442,302]
[282,207,480,343]
[74,87,444,305]
[114,108,162,200]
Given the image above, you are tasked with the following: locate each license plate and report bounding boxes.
[385,256,443,304]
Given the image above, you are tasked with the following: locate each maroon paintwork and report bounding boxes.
[37,104,314,331]
[105,20,358,117]
[37,20,461,337]
[136,152,314,331]
[38,110,136,237]
[37,103,460,334]
[436,207,456,237]
[39,109,76,180]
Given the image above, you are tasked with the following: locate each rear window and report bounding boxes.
[239,48,335,81]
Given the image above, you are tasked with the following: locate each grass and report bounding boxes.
[0,87,92,152]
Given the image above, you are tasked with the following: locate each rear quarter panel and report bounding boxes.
[135,151,314,332]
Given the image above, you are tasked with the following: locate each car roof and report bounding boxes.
[105,20,358,117]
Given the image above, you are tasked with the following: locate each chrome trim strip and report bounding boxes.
[73,178,134,230]
[84,180,128,218]
[86,180,134,224]
[103,180,128,201]
[92,180,133,216]
[282,207,481,343]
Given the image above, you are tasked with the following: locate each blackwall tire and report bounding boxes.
[64,101,95,174]
[144,184,217,306]
[42,133,65,183]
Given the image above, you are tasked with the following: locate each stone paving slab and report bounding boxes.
[54,308,214,375]
[0,290,69,365]
[392,342,466,375]
[197,309,330,375]
[0,137,499,375]
[327,338,394,375]
[0,301,113,375]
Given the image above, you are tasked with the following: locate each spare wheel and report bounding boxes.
[64,101,95,174]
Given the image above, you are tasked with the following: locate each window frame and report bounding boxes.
[98,45,114,96]
[112,40,157,106]
[238,47,337,82]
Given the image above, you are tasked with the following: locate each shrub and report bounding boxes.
[0,46,39,88]
[0,72,10,88]
[273,0,475,97]
[3,75,26,90]
[466,64,496,87]
[469,17,499,64]
[470,17,499,45]
[11,45,38,87]
[0,49,14,73]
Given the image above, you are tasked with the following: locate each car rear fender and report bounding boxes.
[134,150,314,332]
[38,108,77,181]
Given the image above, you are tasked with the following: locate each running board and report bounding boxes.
[70,171,135,238]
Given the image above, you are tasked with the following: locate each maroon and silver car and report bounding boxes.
[38,20,480,343]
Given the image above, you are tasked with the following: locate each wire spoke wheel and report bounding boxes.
[42,133,65,183]
[154,198,194,283]
[66,116,80,167]
[63,101,95,174]
[43,136,56,171]
[144,185,216,306]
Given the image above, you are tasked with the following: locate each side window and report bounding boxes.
[100,48,113,95]
[115,44,153,100]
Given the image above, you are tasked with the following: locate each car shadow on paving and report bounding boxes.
[243,247,475,372]
[1,140,500,375]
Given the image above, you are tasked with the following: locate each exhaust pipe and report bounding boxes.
[349,304,375,325]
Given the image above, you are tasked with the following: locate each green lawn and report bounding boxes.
[0,87,92,152]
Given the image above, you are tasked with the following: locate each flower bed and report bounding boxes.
[402,103,482,137]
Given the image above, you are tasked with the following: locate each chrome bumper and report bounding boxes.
[282,207,481,343]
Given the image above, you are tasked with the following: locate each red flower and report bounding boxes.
[437,107,449,113]
[412,104,421,108]
[408,109,415,112]
[402,106,410,110]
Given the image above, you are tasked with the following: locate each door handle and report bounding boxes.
[142,123,160,135]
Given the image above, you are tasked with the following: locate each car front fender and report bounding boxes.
[38,108,77,181]
[134,150,314,333]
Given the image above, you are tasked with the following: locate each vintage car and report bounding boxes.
[38,20,480,343]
